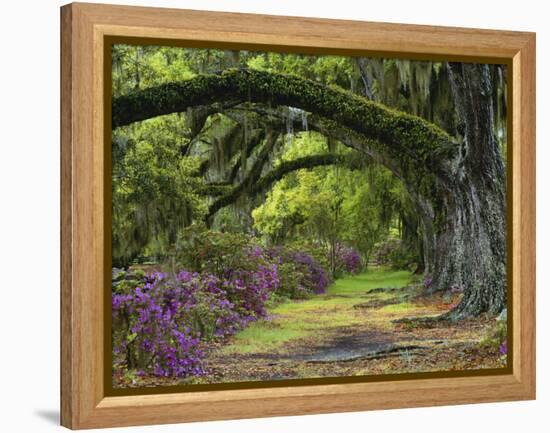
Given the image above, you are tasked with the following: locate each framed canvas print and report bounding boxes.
[60,2,536,429]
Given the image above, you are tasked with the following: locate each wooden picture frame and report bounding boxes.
[60,2,536,429]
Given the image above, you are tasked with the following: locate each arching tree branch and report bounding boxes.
[112,69,456,173]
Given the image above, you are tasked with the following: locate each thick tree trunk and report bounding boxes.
[427,63,507,318]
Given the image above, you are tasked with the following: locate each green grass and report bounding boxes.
[328,269,411,296]
[379,302,417,313]
[220,267,412,355]
[222,326,305,354]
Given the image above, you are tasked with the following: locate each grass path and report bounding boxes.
[219,268,412,355]
[191,268,506,384]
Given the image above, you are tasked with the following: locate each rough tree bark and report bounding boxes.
[112,68,507,317]
[431,63,507,317]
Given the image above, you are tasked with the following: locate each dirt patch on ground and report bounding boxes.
[292,329,397,362]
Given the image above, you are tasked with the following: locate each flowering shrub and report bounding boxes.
[112,272,206,378]
[222,264,279,319]
[499,341,507,356]
[177,231,263,275]
[287,240,331,272]
[292,251,330,294]
[335,244,362,275]
[112,231,342,380]
[112,264,279,378]
[372,238,419,271]
[177,230,328,299]
[268,246,329,298]
[177,231,281,318]
[372,238,402,265]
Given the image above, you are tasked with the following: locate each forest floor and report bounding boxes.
[190,268,506,384]
[117,268,506,388]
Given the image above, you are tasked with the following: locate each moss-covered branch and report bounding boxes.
[112,69,456,171]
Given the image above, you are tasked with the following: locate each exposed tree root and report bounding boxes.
[392,315,453,328]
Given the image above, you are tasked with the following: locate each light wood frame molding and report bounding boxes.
[60,2,536,429]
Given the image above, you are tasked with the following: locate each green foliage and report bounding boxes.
[286,239,331,272]
[112,122,207,266]
[110,44,504,274]
[251,132,416,274]
[174,227,260,275]
[480,319,507,350]
[268,244,329,299]
[112,268,146,295]
[373,238,421,271]
[275,261,312,299]
[387,245,419,271]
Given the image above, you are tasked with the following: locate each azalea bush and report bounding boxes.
[175,229,263,275]
[175,230,281,317]
[286,240,331,272]
[268,245,329,298]
[112,230,337,379]
[175,230,328,299]
[112,263,279,378]
[335,244,362,275]
[112,272,206,378]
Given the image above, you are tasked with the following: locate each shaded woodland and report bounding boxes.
[110,46,508,386]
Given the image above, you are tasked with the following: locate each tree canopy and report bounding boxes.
[111,45,507,317]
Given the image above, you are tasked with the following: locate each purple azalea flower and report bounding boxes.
[499,341,508,356]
